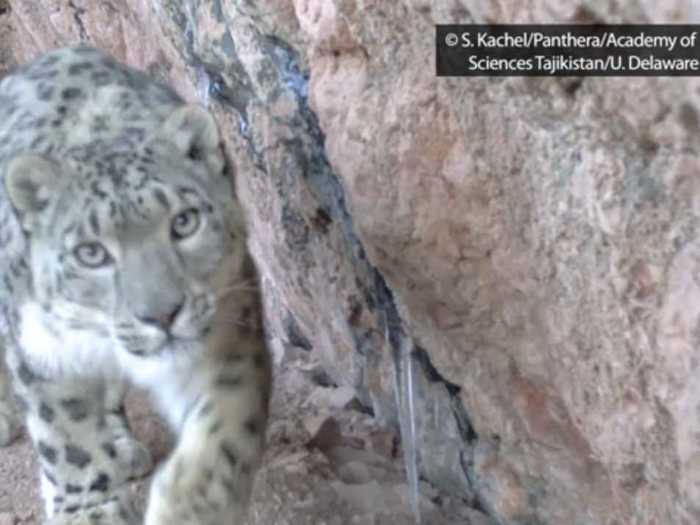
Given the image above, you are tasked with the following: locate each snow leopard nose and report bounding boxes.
[137,301,184,331]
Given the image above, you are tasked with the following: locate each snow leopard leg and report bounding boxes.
[144,282,271,525]
[6,350,151,524]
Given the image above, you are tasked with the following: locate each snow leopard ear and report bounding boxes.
[5,154,59,231]
[160,104,224,175]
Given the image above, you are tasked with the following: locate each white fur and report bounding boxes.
[18,301,121,378]
[41,473,57,518]
[118,343,208,430]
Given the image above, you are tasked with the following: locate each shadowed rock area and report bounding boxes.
[2,1,700,524]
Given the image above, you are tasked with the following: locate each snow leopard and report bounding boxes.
[0,46,271,524]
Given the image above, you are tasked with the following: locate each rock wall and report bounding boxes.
[6,1,700,524]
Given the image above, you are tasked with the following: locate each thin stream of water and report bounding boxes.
[393,337,421,524]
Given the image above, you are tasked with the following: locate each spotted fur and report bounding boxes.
[0,46,270,524]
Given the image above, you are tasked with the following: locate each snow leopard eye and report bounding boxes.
[73,241,112,268]
[171,208,201,240]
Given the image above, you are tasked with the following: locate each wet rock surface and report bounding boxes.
[2,1,700,524]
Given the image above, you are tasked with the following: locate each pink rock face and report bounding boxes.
[298,1,700,523]
[6,0,700,523]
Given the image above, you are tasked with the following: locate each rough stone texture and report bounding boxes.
[3,1,700,524]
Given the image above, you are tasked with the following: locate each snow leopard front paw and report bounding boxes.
[144,439,253,525]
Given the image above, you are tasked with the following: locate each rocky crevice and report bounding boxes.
[188,15,481,517]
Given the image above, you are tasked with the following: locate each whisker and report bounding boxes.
[214,280,258,299]
[215,288,258,300]
[210,314,258,329]
[217,279,258,293]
